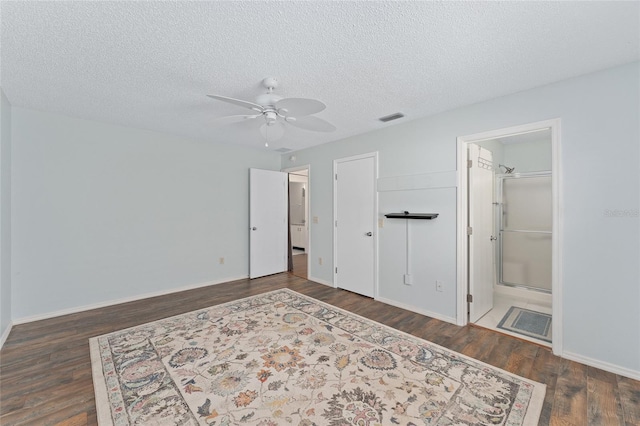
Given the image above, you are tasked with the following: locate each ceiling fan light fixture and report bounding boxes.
[207,77,336,140]
[264,111,278,124]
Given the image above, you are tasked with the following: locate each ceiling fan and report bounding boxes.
[207,77,336,145]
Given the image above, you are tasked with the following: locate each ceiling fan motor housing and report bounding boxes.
[255,92,282,107]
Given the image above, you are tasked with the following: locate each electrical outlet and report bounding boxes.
[378,218,384,228]
[318,257,323,265]
[313,216,319,224]
[219,257,225,265]
[404,274,412,285]
[436,280,443,292]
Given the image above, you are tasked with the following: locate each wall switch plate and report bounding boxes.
[404,274,413,285]
[219,257,225,265]
[436,280,443,292]
[313,216,319,224]
[318,257,323,265]
[378,218,384,228]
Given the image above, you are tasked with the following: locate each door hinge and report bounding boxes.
[335,173,338,180]
[467,226,473,236]
[467,159,473,168]
[467,294,473,303]
[335,267,338,273]
[335,220,338,227]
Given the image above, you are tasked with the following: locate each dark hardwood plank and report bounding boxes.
[292,253,308,279]
[587,366,625,425]
[617,374,640,425]
[1,273,638,425]
[54,412,88,426]
[460,326,501,363]
[528,347,560,425]
[551,358,588,425]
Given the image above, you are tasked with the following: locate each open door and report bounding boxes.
[468,144,495,322]
[249,168,288,279]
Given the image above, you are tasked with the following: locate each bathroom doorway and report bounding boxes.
[457,120,561,353]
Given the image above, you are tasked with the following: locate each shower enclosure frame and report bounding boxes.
[496,171,552,293]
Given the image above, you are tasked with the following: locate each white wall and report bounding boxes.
[0,89,12,343]
[476,136,551,173]
[475,139,505,170]
[283,62,640,376]
[503,139,552,173]
[11,108,281,320]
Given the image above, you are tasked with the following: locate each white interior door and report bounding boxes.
[468,144,495,322]
[249,168,288,279]
[335,154,376,297]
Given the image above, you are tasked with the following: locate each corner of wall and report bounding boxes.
[0,88,12,343]
[0,321,12,350]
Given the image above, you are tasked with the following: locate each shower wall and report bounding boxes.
[503,139,552,173]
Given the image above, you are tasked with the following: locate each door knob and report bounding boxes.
[365,232,373,237]
[251,227,257,231]
[490,236,497,241]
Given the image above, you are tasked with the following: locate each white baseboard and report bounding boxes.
[12,275,249,325]
[0,321,13,350]
[307,275,334,288]
[376,296,458,325]
[562,350,640,381]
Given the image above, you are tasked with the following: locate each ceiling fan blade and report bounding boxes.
[260,122,285,142]
[207,94,264,112]
[212,114,261,126]
[288,116,336,132]
[275,98,326,116]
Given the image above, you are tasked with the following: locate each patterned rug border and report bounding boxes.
[90,288,546,425]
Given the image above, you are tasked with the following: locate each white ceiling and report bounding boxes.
[1,1,638,152]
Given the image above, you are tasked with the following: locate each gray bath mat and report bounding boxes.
[497,306,552,343]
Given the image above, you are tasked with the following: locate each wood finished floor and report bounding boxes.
[292,253,308,279]
[1,273,639,425]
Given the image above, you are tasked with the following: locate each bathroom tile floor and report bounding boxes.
[475,292,552,347]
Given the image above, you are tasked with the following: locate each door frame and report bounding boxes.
[333,152,379,297]
[283,164,311,277]
[456,119,563,356]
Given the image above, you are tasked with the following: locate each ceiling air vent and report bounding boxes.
[275,148,292,153]
[379,112,405,123]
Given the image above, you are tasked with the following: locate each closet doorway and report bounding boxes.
[457,120,561,354]
[286,167,310,279]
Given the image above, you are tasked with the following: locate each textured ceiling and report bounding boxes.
[1,1,639,151]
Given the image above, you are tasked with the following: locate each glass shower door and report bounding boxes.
[498,173,552,292]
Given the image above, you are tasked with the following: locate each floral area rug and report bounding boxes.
[90,289,545,425]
